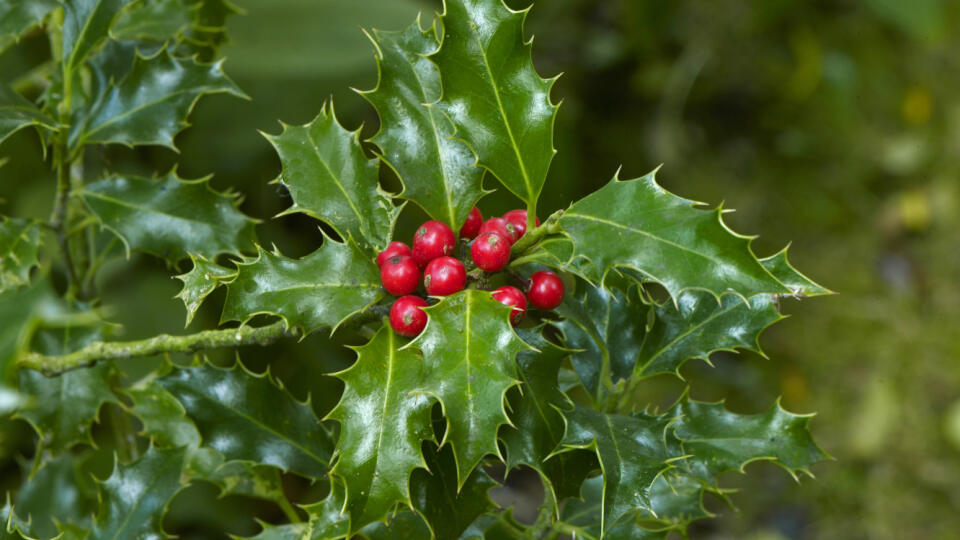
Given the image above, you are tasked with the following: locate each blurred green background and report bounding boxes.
[3,0,960,538]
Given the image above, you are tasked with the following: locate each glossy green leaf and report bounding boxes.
[432,0,557,210]
[175,253,236,327]
[0,217,41,293]
[553,282,649,403]
[242,480,350,539]
[560,476,669,540]
[0,496,40,540]
[14,453,97,538]
[125,380,200,448]
[265,103,399,253]
[69,47,246,150]
[221,239,383,334]
[409,289,529,485]
[90,446,187,540]
[638,472,713,532]
[0,0,59,53]
[157,361,334,478]
[558,171,791,301]
[186,447,290,504]
[636,291,782,379]
[327,325,433,529]
[79,171,258,263]
[110,0,193,42]
[0,84,57,146]
[362,20,485,231]
[62,0,137,78]
[358,511,429,540]
[760,246,833,297]
[556,406,672,536]
[410,443,496,540]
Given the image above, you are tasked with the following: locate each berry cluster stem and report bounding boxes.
[509,208,563,257]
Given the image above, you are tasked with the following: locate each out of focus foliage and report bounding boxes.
[2,0,959,539]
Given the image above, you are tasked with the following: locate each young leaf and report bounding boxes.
[327,325,433,530]
[636,291,783,379]
[110,0,193,42]
[410,443,496,540]
[0,217,41,293]
[0,0,59,53]
[221,239,383,334]
[409,289,530,485]
[175,253,236,327]
[558,171,791,301]
[69,47,246,150]
[264,103,399,253]
[0,84,57,146]
[62,0,137,78]
[760,246,833,297]
[157,361,335,479]
[555,406,672,537]
[79,171,258,263]
[361,20,485,231]
[432,0,557,210]
[14,453,97,538]
[90,446,187,540]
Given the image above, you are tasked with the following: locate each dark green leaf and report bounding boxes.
[362,20,485,231]
[62,0,137,78]
[242,480,350,539]
[432,0,557,210]
[0,217,41,293]
[69,48,246,150]
[110,0,193,42]
[221,239,383,334]
[638,472,713,532]
[125,379,200,448]
[560,476,669,540]
[14,453,97,538]
[410,289,529,485]
[90,446,187,540]
[157,361,334,478]
[264,103,399,253]
[0,0,59,53]
[175,253,236,327]
[79,171,258,263]
[636,291,782,379]
[0,496,39,540]
[327,325,433,529]
[760,246,832,297]
[359,511,429,540]
[410,443,496,540]
[186,447,289,503]
[0,84,57,146]
[558,171,791,301]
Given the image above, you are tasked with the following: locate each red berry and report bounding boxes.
[380,255,420,296]
[377,241,412,268]
[502,209,540,239]
[459,207,483,240]
[527,270,564,310]
[470,232,511,272]
[423,256,466,296]
[478,217,518,244]
[390,296,429,337]
[492,286,527,326]
[412,220,456,266]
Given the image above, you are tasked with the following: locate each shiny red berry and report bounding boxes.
[380,255,420,296]
[470,232,511,272]
[424,256,466,296]
[412,220,456,266]
[492,286,527,326]
[377,241,412,268]
[459,207,483,240]
[502,209,540,239]
[478,217,518,244]
[527,270,564,310]
[390,296,429,337]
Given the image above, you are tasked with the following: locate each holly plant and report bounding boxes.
[0,0,830,539]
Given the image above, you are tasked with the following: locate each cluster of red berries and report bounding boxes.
[377,207,565,338]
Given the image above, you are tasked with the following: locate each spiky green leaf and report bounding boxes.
[0,0,59,53]
[125,380,200,448]
[62,0,137,78]
[14,453,97,538]
[0,217,41,293]
[409,289,529,485]
[362,20,485,231]
[0,84,57,146]
[559,476,671,540]
[432,0,557,209]
[175,253,236,326]
[242,480,350,539]
[186,447,290,504]
[327,325,433,529]
[265,104,399,253]
[760,247,832,297]
[110,0,193,42]
[221,240,383,334]
[79,171,258,263]
[358,511,429,540]
[410,443,496,540]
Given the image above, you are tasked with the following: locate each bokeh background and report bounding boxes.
[3,0,960,539]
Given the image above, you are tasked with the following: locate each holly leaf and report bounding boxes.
[358,511,429,540]
[637,472,713,533]
[125,379,200,448]
[361,20,486,231]
[555,406,672,537]
[553,282,649,403]
[242,480,350,539]
[110,0,193,42]
[0,217,41,293]
[410,443,496,540]
[186,447,291,505]
[559,476,669,540]
[635,291,783,379]
[175,253,236,327]
[62,0,137,78]
[760,246,832,297]
[264,103,399,253]
[0,496,39,540]
[409,289,529,485]
[432,0,557,210]
[0,84,57,146]
[157,361,334,478]
[90,446,187,540]
[0,0,59,53]
[668,394,828,481]
[558,171,791,301]
[69,47,246,151]
[221,239,383,334]
[327,325,433,530]
[79,171,258,263]
[14,453,97,538]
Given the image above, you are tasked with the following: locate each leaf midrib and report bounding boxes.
[81,188,233,233]
[638,301,743,374]
[106,453,181,539]
[302,122,367,233]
